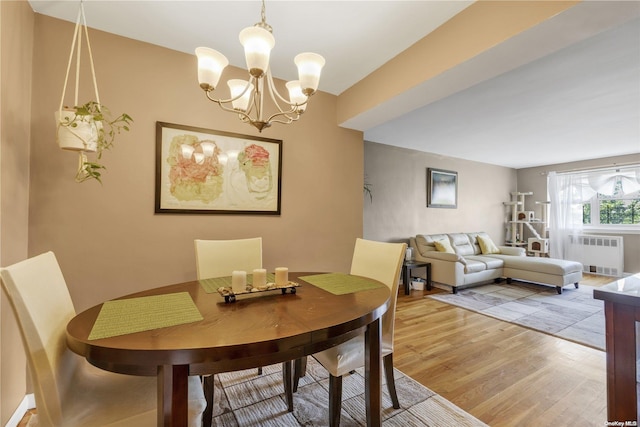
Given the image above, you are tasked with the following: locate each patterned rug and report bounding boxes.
[428,281,605,350]
[209,357,487,426]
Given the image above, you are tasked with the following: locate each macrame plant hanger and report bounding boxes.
[57,0,102,182]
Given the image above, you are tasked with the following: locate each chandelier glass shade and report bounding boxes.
[195,1,325,132]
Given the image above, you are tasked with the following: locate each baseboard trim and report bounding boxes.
[5,394,35,427]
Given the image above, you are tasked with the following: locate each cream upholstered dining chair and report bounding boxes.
[293,238,406,427]
[0,251,206,427]
[194,237,262,281]
[194,237,265,426]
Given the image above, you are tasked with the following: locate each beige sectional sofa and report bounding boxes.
[409,232,583,294]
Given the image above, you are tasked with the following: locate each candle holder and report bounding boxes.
[217,280,299,303]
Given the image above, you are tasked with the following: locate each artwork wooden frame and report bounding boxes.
[427,168,458,208]
[155,122,282,215]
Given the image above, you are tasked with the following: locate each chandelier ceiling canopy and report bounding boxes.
[195,0,325,132]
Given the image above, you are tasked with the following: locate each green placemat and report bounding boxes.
[88,292,203,340]
[199,273,276,293]
[299,273,385,295]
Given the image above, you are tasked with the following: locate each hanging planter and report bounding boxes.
[55,1,132,183]
[57,102,132,183]
[56,107,102,153]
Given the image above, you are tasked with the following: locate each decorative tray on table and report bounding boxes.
[217,282,300,303]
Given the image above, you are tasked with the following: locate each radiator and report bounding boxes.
[569,234,624,277]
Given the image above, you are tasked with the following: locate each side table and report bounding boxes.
[402,260,431,295]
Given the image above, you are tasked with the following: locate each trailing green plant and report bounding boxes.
[61,101,133,183]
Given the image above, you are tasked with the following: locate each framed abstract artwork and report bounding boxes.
[155,122,282,215]
[427,168,457,208]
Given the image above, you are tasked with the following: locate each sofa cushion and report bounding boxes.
[464,258,489,274]
[434,239,455,254]
[464,255,504,274]
[449,233,475,256]
[477,235,501,254]
[502,256,582,275]
[466,255,504,270]
[424,251,467,264]
[415,234,450,256]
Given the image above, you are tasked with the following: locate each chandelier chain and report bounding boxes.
[256,0,272,33]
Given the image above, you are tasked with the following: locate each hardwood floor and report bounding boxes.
[393,273,611,426]
[16,274,613,426]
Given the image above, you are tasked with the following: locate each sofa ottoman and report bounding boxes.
[501,256,583,294]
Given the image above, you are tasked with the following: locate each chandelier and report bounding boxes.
[195,0,325,132]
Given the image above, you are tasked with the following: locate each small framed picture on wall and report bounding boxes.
[427,168,458,208]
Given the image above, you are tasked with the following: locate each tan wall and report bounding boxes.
[1,0,34,424]
[517,154,640,274]
[363,141,517,244]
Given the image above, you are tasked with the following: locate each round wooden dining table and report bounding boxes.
[66,272,391,427]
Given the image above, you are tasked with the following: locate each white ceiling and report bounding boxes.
[29,1,640,169]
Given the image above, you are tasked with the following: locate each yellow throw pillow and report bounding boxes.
[434,239,455,254]
[478,235,501,254]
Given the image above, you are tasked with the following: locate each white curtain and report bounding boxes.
[548,171,587,261]
[587,167,640,196]
[548,165,640,260]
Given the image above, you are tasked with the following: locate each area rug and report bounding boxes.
[209,357,487,426]
[428,281,605,351]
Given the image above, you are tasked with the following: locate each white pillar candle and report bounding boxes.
[275,267,288,286]
[231,270,247,293]
[253,268,267,287]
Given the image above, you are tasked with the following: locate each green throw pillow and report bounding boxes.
[434,239,455,254]
[478,235,501,254]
